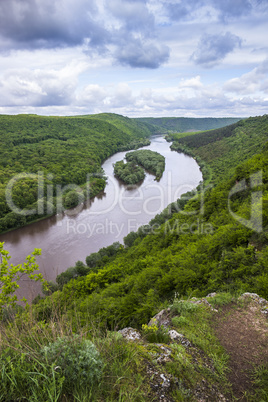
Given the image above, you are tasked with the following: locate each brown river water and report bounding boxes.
[0,136,202,301]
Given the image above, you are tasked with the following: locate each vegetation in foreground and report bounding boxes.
[1,290,267,401]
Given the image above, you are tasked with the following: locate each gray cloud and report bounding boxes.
[191,32,242,67]
[105,0,170,68]
[164,0,263,24]
[115,37,170,68]
[165,0,209,22]
[166,3,190,21]
[212,0,252,20]
[0,0,170,68]
[106,0,155,33]
[0,0,107,49]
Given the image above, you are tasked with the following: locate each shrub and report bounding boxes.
[41,334,103,392]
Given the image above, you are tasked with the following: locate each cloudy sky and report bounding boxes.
[0,0,268,118]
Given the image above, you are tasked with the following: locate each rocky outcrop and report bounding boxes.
[148,308,171,328]
[238,292,268,316]
[117,292,267,401]
[118,327,141,341]
[189,294,219,312]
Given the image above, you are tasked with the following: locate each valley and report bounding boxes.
[1,113,268,401]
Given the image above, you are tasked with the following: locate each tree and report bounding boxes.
[86,252,101,268]
[0,242,44,315]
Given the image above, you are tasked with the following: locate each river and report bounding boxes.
[0,136,202,301]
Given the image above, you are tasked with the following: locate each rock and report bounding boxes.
[159,373,171,388]
[190,298,218,312]
[148,308,171,328]
[180,338,192,348]
[206,292,217,298]
[155,344,173,364]
[146,362,173,401]
[118,327,141,341]
[168,329,192,347]
[168,329,184,341]
[239,293,268,306]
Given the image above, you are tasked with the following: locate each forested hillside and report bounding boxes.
[0,114,151,233]
[170,115,268,183]
[135,116,241,133]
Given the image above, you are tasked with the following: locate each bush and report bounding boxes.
[41,334,103,392]
[42,281,59,295]
[206,292,233,308]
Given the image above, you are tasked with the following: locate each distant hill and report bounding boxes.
[79,113,153,138]
[135,117,241,133]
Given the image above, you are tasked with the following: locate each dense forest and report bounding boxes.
[135,116,241,133]
[0,113,151,233]
[113,159,145,185]
[113,149,165,185]
[125,149,165,181]
[1,113,268,401]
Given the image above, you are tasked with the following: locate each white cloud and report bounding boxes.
[76,84,107,106]
[0,62,86,107]
[224,58,268,95]
[178,76,203,90]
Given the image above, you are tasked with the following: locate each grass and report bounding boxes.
[206,292,234,308]
[250,364,268,401]
[169,295,232,397]
[0,310,152,401]
[1,292,266,400]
